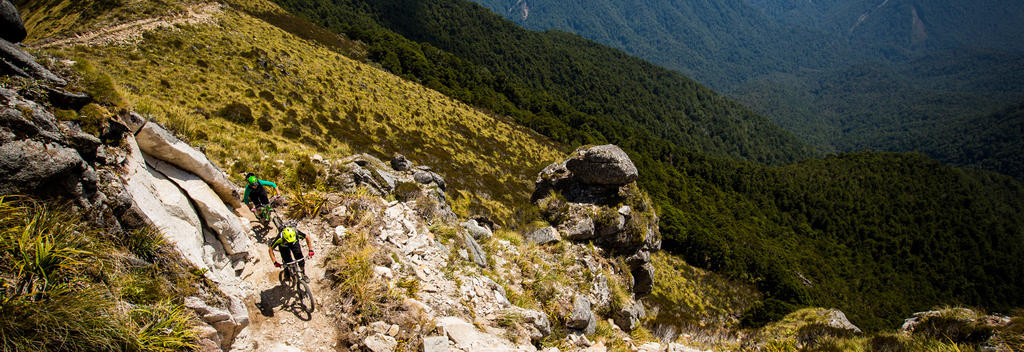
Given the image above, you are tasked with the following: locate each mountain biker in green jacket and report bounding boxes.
[243,172,281,214]
[269,226,314,281]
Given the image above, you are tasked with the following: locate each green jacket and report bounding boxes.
[242,179,278,204]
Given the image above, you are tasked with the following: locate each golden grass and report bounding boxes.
[29,1,564,223]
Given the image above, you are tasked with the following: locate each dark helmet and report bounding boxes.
[246,172,257,185]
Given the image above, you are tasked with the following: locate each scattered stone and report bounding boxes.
[333,225,348,245]
[391,153,412,171]
[364,333,397,352]
[525,226,561,245]
[461,219,492,240]
[387,324,400,336]
[638,343,662,352]
[370,321,390,334]
[819,309,863,334]
[422,336,449,352]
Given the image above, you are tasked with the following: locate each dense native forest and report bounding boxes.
[264,0,1024,331]
[471,0,1024,181]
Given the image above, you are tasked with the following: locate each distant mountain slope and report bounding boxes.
[743,0,1024,55]
[470,0,1024,181]
[471,0,847,89]
[271,0,815,166]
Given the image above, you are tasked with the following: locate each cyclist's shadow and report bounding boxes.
[251,222,276,243]
[256,284,312,321]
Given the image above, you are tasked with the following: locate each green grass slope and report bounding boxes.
[20,0,565,221]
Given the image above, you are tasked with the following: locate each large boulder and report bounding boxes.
[135,122,241,208]
[145,155,251,257]
[564,145,637,186]
[390,153,412,171]
[0,0,26,43]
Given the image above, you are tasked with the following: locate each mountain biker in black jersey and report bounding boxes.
[243,172,281,214]
[269,226,314,281]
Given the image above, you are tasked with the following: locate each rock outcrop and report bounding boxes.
[135,122,241,209]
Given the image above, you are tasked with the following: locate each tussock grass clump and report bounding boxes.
[218,102,254,124]
[0,196,202,351]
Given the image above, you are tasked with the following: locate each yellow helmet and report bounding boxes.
[282,227,297,243]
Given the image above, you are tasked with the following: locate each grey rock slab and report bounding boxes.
[422,336,449,352]
[568,295,593,330]
[463,232,488,267]
[364,333,397,352]
[146,154,251,257]
[525,226,561,245]
[0,139,85,197]
[135,122,241,208]
[564,144,637,185]
[461,219,492,240]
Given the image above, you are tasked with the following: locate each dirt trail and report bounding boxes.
[231,212,340,352]
[30,3,221,49]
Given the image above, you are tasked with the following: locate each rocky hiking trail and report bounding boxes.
[231,213,339,352]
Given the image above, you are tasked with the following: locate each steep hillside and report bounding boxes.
[13,0,1024,340]
[19,0,565,222]
[270,0,815,166]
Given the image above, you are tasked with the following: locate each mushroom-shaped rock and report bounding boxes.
[565,145,637,186]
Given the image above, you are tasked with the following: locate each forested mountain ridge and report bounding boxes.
[471,0,1024,181]
[270,0,816,166]
[262,0,1024,331]
[743,0,1024,55]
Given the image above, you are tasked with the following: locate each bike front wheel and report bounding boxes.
[297,280,315,313]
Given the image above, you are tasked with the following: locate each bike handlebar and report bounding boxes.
[282,257,305,265]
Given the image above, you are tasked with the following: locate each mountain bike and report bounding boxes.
[279,257,314,313]
[254,196,283,229]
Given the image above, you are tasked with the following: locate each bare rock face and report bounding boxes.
[564,144,638,186]
[0,0,26,43]
[614,300,647,332]
[135,123,241,208]
[145,155,251,258]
